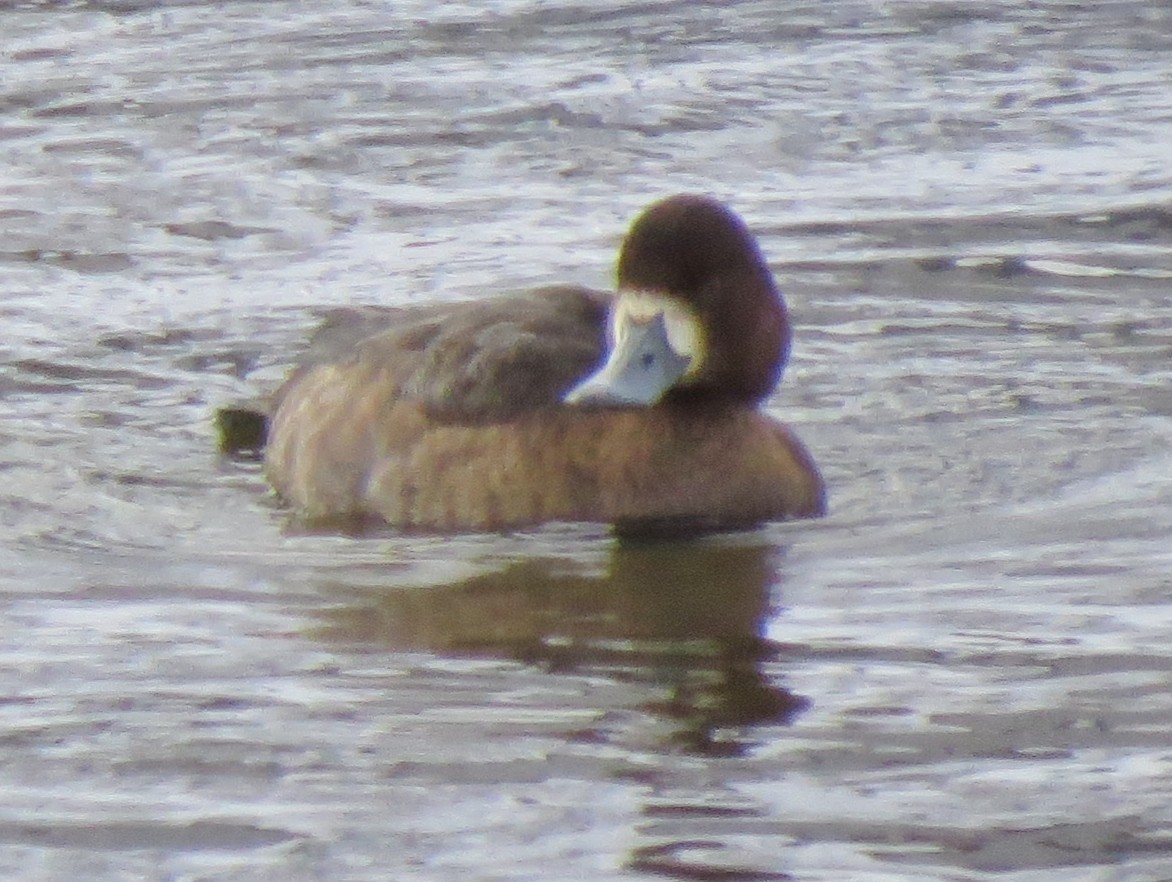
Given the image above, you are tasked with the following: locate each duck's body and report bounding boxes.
[257,195,824,533]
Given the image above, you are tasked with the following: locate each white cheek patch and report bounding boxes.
[612,291,705,376]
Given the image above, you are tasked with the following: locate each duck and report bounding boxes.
[238,194,825,533]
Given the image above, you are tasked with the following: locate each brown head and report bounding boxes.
[564,194,789,407]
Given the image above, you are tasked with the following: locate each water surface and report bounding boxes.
[2,2,1171,880]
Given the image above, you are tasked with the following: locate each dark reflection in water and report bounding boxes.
[315,539,809,755]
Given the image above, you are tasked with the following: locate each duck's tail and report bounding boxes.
[214,403,269,459]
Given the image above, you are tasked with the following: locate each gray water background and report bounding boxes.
[2,1,1171,880]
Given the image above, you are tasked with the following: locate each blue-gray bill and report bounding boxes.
[563,312,692,407]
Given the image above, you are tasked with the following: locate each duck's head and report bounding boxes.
[564,194,789,408]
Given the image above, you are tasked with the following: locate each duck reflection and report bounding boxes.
[314,538,809,754]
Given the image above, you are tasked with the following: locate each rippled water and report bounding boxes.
[2,2,1172,880]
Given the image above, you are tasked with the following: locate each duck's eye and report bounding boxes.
[641,352,655,369]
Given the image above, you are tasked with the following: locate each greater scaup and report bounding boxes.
[237,194,825,532]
